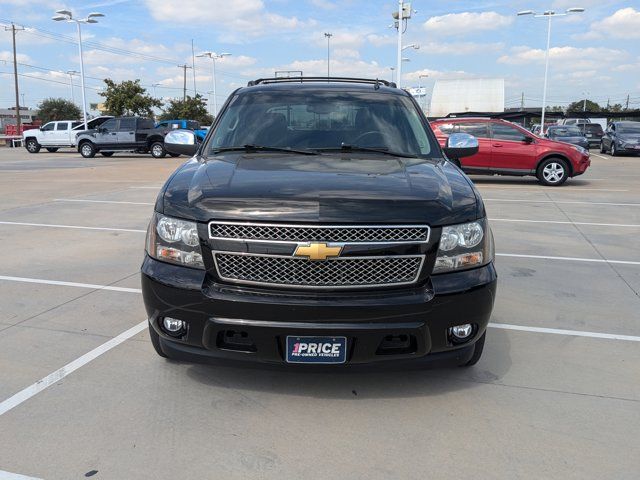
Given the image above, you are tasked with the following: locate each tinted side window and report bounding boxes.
[138,119,155,129]
[71,122,82,129]
[458,122,489,138]
[119,118,136,131]
[56,123,69,131]
[101,119,117,131]
[41,123,55,131]
[491,123,527,142]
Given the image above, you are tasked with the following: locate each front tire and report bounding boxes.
[45,147,59,153]
[600,141,606,154]
[611,143,618,157]
[25,138,41,153]
[150,141,166,158]
[537,157,569,186]
[148,324,168,358]
[460,332,486,367]
[79,141,96,158]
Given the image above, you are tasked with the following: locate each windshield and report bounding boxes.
[206,89,434,157]
[583,124,603,134]
[550,127,582,137]
[618,123,640,134]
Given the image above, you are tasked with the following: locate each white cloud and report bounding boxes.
[423,11,513,36]
[143,0,314,37]
[497,46,628,71]
[310,0,337,10]
[417,41,504,56]
[403,69,470,82]
[0,51,31,63]
[582,7,640,39]
[366,34,395,47]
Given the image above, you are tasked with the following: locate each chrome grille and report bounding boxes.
[209,222,430,243]
[214,253,424,289]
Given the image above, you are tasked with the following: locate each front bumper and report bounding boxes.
[572,153,591,176]
[141,256,497,367]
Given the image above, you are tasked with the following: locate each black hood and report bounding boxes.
[160,154,481,226]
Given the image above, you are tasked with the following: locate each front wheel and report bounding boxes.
[150,141,166,158]
[459,332,486,367]
[600,141,606,154]
[537,158,569,186]
[611,143,618,157]
[79,142,96,158]
[25,138,41,153]
[45,147,59,153]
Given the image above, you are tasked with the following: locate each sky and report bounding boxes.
[1,0,639,114]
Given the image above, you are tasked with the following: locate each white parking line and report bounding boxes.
[0,321,146,417]
[489,323,640,342]
[496,253,640,266]
[484,198,640,207]
[478,187,626,192]
[0,221,146,233]
[0,470,42,480]
[491,218,640,228]
[54,199,154,206]
[130,186,163,189]
[0,275,142,293]
[590,153,609,160]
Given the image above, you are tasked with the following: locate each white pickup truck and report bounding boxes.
[23,116,113,153]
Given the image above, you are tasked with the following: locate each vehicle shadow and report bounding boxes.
[468,176,597,187]
[184,328,512,399]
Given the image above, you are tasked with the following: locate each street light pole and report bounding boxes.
[196,52,231,117]
[582,92,589,111]
[66,70,79,105]
[52,10,105,130]
[517,7,584,132]
[324,32,332,78]
[396,0,403,88]
[419,73,428,113]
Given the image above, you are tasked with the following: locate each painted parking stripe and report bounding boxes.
[484,198,640,207]
[54,198,154,206]
[489,323,640,342]
[491,218,640,228]
[0,275,142,294]
[0,321,147,417]
[0,470,42,480]
[0,221,146,233]
[496,253,640,266]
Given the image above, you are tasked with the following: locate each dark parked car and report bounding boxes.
[545,125,589,150]
[431,118,591,186]
[75,116,168,158]
[600,121,640,156]
[141,77,497,368]
[578,123,604,149]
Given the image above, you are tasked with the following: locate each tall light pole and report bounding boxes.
[196,51,231,117]
[151,83,161,99]
[66,70,79,105]
[517,7,584,132]
[391,1,414,88]
[52,10,105,130]
[389,67,395,84]
[324,32,332,78]
[582,91,589,112]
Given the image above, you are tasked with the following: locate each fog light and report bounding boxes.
[162,317,186,336]
[450,323,473,341]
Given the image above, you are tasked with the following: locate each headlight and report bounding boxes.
[433,218,494,274]
[146,213,204,269]
[571,145,587,154]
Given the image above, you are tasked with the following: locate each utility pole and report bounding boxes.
[625,94,630,110]
[521,92,525,110]
[324,33,332,78]
[178,64,192,101]
[5,23,25,132]
[191,39,197,95]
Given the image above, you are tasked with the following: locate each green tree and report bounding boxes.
[36,98,81,123]
[99,79,162,116]
[159,94,213,125]
[608,103,624,112]
[566,99,601,113]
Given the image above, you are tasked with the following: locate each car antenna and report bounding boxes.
[374,78,380,90]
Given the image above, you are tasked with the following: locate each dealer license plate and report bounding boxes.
[286,336,347,364]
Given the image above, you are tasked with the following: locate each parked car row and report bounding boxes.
[22,116,208,158]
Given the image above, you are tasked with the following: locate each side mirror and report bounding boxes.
[164,129,197,156]
[443,132,479,159]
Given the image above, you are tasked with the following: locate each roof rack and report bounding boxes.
[247,77,397,88]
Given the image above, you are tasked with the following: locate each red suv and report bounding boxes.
[430,118,591,186]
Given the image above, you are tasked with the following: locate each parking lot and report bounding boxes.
[0,147,638,479]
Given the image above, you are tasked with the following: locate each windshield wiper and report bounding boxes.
[211,144,318,155]
[316,144,419,159]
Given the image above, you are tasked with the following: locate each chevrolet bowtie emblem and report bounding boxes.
[294,242,343,261]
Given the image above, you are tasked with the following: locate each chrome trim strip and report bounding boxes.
[212,251,426,290]
[208,220,431,245]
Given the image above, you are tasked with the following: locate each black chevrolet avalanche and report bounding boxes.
[141,77,497,368]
